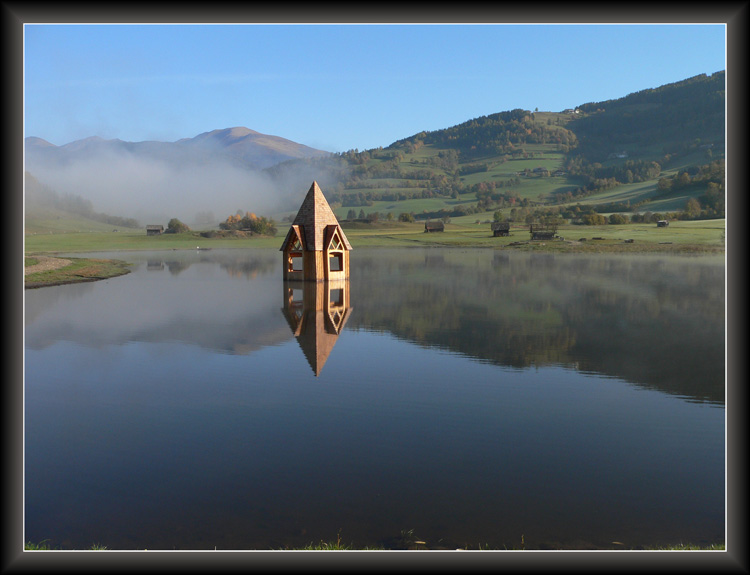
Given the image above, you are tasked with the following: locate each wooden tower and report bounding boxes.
[280,181,352,282]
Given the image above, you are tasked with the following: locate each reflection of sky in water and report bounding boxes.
[24,249,726,550]
[25,250,288,353]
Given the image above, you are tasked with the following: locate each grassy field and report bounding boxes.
[25,228,282,253]
[24,206,131,235]
[24,218,726,255]
[340,219,725,252]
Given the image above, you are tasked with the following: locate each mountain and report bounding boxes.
[24,128,332,224]
[176,127,329,168]
[25,127,330,172]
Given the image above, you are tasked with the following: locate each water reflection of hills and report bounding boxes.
[25,248,725,403]
[349,249,725,404]
[145,251,277,279]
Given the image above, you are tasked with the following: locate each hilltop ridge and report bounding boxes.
[26,126,330,171]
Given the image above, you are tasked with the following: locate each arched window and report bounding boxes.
[326,228,344,274]
[284,226,304,276]
[288,237,303,271]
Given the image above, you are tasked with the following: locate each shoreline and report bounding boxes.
[24,256,132,289]
[23,241,725,289]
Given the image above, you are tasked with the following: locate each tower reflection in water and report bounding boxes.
[281,279,353,376]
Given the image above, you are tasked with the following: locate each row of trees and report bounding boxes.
[495,202,716,226]
[348,204,693,226]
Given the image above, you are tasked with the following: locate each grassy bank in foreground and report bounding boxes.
[24,256,132,289]
[24,538,726,551]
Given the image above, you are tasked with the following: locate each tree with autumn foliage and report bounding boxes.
[219,211,277,235]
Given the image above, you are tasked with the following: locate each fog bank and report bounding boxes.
[28,149,302,226]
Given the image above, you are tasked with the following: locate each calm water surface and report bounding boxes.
[24,248,725,550]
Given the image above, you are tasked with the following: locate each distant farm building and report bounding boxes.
[608,151,629,159]
[529,222,558,240]
[424,221,444,233]
[146,225,164,236]
[280,181,352,282]
[491,222,510,237]
[657,220,670,227]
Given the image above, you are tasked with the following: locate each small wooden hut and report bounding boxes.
[529,222,557,240]
[146,225,164,236]
[491,222,510,237]
[424,221,444,233]
[280,181,352,282]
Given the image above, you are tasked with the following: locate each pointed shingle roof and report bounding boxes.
[284,181,352,251]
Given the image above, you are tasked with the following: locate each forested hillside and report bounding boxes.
[572,71,725,162]
[267,71,725,225]
[391,108,579,159]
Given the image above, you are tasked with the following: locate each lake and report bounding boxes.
[24,248,726,550]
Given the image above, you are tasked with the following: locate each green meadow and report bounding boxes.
[24,217,725,256]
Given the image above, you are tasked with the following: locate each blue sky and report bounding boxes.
[24,23,726,153]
